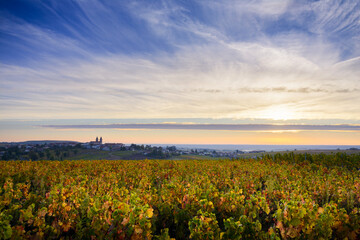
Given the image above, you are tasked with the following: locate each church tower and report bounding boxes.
[100,137,103,144]
[96,137,98,143]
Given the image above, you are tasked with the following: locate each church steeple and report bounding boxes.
[100,137,103,144]
[96,136,98,143]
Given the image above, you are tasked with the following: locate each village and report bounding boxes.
[0,137,266,161]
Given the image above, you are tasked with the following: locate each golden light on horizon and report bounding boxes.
[258,105,298,121]
[1,125,359,145]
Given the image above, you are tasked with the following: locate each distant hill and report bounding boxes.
[7,140,80,145]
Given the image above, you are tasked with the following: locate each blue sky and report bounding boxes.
[1,0,360,64]
[1,0,360,143]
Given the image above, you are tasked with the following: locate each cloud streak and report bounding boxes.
[1,45,359,120]
[187,87,360,94]
[42,123,360,132]
[0,0,360,121]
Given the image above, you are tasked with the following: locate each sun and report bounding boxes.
[259,105,297,121]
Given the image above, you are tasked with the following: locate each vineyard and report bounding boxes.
[0,153,360,239]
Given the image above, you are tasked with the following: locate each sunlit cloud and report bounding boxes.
[42,123,360,132]
[1,45,359,120]
[0,0,359,126]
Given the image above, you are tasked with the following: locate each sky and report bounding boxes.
[0,0,360,145]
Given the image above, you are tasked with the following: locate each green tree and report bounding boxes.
[28,151,38,161]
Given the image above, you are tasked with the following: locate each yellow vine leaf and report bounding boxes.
[146,208,154,218]
[318,207,324,214]
[134,225,143,234]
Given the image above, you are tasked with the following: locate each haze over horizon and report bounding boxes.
[1,0,360,144]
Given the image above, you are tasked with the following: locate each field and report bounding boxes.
[66,150,137,161]
[1,153,360,239]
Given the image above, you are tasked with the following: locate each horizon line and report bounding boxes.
[1,140,360,147]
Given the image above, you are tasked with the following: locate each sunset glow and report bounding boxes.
[256,106,298,121]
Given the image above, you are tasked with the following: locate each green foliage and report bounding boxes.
[0,212,12,239]
[221,216,262,240]
[189,210,220,239]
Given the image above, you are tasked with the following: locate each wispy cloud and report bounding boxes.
[42,123,360,132]
[188,87,360,94]
[0,0,359,121]
[1,44,359,120]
